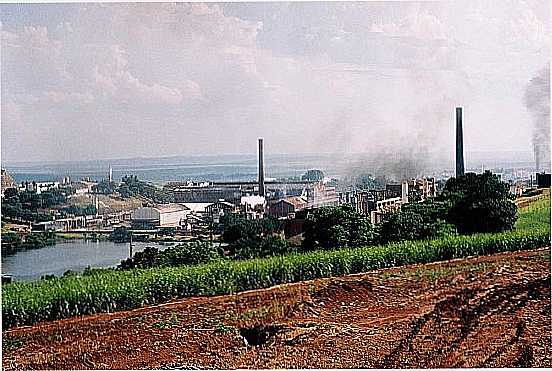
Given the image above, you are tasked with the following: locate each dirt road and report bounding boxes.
[3,248,551,369]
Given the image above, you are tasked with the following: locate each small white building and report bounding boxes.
[131,203,190,229]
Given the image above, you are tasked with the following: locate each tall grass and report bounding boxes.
[515,196,551,232]
[2,228,549,329]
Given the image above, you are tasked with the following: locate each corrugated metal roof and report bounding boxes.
[153,203,189,213]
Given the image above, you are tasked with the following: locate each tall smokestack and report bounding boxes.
[258,138,265,197]
[456,107,465,177]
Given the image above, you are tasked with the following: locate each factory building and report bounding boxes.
[268,196,308,219]
[370,197,403,224]
[307,182,339,208]
[205,200,238,223]
[168,183,243,204]
[131,203,189,229]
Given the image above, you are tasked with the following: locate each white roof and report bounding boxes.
[153,203,189,213]
[181,202,212,213]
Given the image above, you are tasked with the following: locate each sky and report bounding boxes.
[1,1,550,163]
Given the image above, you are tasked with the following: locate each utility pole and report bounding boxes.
[129,232,133,259]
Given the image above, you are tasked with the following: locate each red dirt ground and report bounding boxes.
[2,248,551,369]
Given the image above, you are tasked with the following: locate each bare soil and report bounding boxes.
[3,248,551,369]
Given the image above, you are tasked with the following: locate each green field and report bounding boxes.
[515,196,551,232]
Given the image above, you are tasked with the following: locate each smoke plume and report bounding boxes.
[524,67,551,171]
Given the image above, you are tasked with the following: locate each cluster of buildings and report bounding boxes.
[2,109,551,237]
[128,139,438,233]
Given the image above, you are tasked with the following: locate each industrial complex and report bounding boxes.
[1,107,550,238]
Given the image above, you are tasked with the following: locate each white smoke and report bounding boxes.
[524,67,551,171]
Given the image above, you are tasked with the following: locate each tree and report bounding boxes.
[377,208,455,244]
[440,171,518,234]
[219,214,282,255]
[119,246,163,269]
[302,204,375,250]
[302,169,325,182]
[234,235,291,260]
[164,241,223,266]
[110,227,131,243]
[93,180,116,195]
[118,241,223,269]
[1,231,22,252]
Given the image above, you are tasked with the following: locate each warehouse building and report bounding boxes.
[131,204,189,229]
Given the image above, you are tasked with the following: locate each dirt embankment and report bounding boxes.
[3,248,551,369]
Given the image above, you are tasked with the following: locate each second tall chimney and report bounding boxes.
[258,138,265,197]
[456,107,465,177]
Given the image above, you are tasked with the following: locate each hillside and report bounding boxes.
[3,247,550,369]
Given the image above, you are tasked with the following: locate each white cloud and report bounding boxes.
[1,1,549,163]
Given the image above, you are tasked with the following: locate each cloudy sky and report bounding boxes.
[1,1,550,163]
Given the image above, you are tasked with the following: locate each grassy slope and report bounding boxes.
[515,196,551,232]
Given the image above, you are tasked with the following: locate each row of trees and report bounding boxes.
[1,231,57,254]
[1,188,73,222]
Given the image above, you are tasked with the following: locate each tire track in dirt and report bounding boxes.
[376,275,550,368]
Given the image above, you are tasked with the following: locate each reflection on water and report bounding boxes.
[1,240,169,282]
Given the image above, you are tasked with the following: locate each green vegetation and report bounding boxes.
[118,175,172,203]
[3,228,548,329]
[377,204,456,244]
[303,205,374,250]
[219,214,290,258]
[301,169,324,182]
[119,241,223,269]
[2,171,548,329]
[441,171,518,234]
[152,313,179,329]
[214,323,235,334]
[58,204,97,217]
[109,226,132,243]
[2,231,57,253]
[515,197,551,232]
[1,187,72,222]
[92,180,117,195]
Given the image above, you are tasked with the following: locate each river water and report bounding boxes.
[1,239,171,282]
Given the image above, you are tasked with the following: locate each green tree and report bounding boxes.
[110,227,131,243]
[301,169,325,182]
[440,171,518,234]
[93,180,116,195]
[1,231,22,252]
[302,204,375,250]
[164,241,223,266]
[234,235,291,259]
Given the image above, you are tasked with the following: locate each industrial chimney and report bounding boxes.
[456,107,465,177]
[258,138,265,197]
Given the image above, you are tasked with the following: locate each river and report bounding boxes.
[1,239,171,282]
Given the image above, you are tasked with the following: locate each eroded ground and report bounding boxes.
[3,248,551,369]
